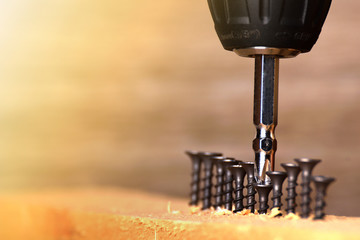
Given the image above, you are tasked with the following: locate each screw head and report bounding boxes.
[213,156,226,165]
[241,162,255,178]
[254,183,273,194]
[266,171,287,191]
[213,156,235,163]
[281,163,301,182]
[213,156,227,175]
[220,159,241,170]
[214,157,238,174]
[185,150,202,163]
[200,152,222,156]
[312,176,335,194]
[294,158,321,176]
[200,152,223,166]
[228,165,246,181]
[185,150,199,156]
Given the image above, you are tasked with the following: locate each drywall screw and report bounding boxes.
[185,150,203,206]
[200,152,222,210]
[221,159,240,211]
[228,164,246,213]
[213,156,227,209]
[312,176,335,220]
[294,158,321,218]
[254,183,272,214]
[266,171,287,212]
[242,162,257,213]
[281,163,301,214]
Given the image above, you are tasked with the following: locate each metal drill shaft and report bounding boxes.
[253,55,279,184]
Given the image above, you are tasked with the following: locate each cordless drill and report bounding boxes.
[207,0,332,184]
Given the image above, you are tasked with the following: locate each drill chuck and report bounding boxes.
[208,0,332,54]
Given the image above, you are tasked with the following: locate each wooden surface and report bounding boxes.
[0,188,359,240]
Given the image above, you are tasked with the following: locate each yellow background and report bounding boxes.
[0,1,359,216]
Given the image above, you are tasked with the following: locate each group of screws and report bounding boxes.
[186,151,335,220]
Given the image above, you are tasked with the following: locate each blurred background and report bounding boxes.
[0,1,359,216]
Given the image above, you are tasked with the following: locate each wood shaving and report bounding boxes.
[236,209,252,215]
[268,207,282,218]
[284,212,300,220]
[167,201,181,215]
[258,214,268,221]
[213,208,233,216]
[189,206,201,215]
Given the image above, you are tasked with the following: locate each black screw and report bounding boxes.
[281,163,301,214]
[266,171,287,212]
[254,183,272,214]
[185,150,203,206]
[213,156,227,209]
[312,176,335,220]
[294,158,321,218]
[228,164,246,213]
[221,159,240,211]
[200,152,222,210]
[242,162,257,213]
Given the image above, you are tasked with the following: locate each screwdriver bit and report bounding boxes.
[208,0,332,184]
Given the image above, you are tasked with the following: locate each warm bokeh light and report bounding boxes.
[0,1,359,216]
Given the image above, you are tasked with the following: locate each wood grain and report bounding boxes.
[0,188,359,240]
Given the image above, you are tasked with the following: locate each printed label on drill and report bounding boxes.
[275,32,312,42]
[220,29,260,40]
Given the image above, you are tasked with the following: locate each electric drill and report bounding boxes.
[207,0,332,184]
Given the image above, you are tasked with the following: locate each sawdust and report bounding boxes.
[188,205,303,221]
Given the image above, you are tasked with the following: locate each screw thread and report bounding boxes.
[258,199,269,214]
[201,172,213,209]
[285,181,298,213]
[214,182,223,193]
[271,191,283,209]
[223,177,234,211]
[314,192,326,219]
[300,178,312,218]
[189,170,201,205]
[214,180,224,208]
[245,181,257,212]
[233,185,245,212]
